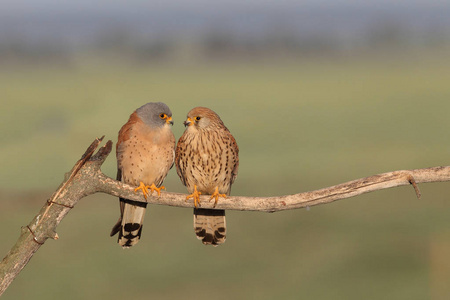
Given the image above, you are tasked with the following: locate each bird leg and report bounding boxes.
[186,185,202,208]
[209,186,227,208]
[134,182,165,199]
[146,183,165,197]
[134,181,150,199]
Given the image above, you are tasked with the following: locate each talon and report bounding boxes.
[146,183,165,197]
[134,181,149,199]
[209,187,227,207]
[186,185,202,208]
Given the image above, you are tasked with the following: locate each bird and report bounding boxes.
[110,102,175,248]
[175,107,239,246]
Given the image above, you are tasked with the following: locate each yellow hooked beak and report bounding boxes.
[183,117,193,127]
[166,116,173,125]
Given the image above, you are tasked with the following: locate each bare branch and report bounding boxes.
[1,137,449,295]
[97,166,449,212]
[0,137,109,295]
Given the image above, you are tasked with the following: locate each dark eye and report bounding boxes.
[159,113,166,119]
[195,116,201,121]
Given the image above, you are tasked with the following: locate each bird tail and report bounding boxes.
[110,199,147,248]
[193,208,226,246]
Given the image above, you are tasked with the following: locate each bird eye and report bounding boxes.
[159,113,167,119]
[195,116,201,121]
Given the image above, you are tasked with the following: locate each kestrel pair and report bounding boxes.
[110,103,239,247]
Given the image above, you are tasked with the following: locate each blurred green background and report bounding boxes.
[1,1,450,299]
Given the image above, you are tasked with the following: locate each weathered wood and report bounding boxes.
[96,167,450,212]
[0,137,110,295]
[1,136,449,295]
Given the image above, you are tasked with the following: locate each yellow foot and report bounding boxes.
[134,181,150,199]
[186,185,202,208]
[209,187,227,208]
[146,183,165,197]
[134,182,165,199]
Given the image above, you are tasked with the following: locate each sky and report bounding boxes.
[2,0,449,15]
[0,0,448,46]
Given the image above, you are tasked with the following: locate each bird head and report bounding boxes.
[184,107,224,130]
[136,102,173,128]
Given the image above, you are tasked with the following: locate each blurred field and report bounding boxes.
[1,53,450,299]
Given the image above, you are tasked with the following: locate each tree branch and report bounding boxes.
[1,137,449,295]
[97,166,449,212]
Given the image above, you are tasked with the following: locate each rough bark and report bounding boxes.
[1,137,449,295]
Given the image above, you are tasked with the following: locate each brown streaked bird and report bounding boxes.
[110,102,175,248]
[175,107,239,246]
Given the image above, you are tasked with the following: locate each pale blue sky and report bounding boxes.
[1,0,448,15]
[0,0,448,44]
